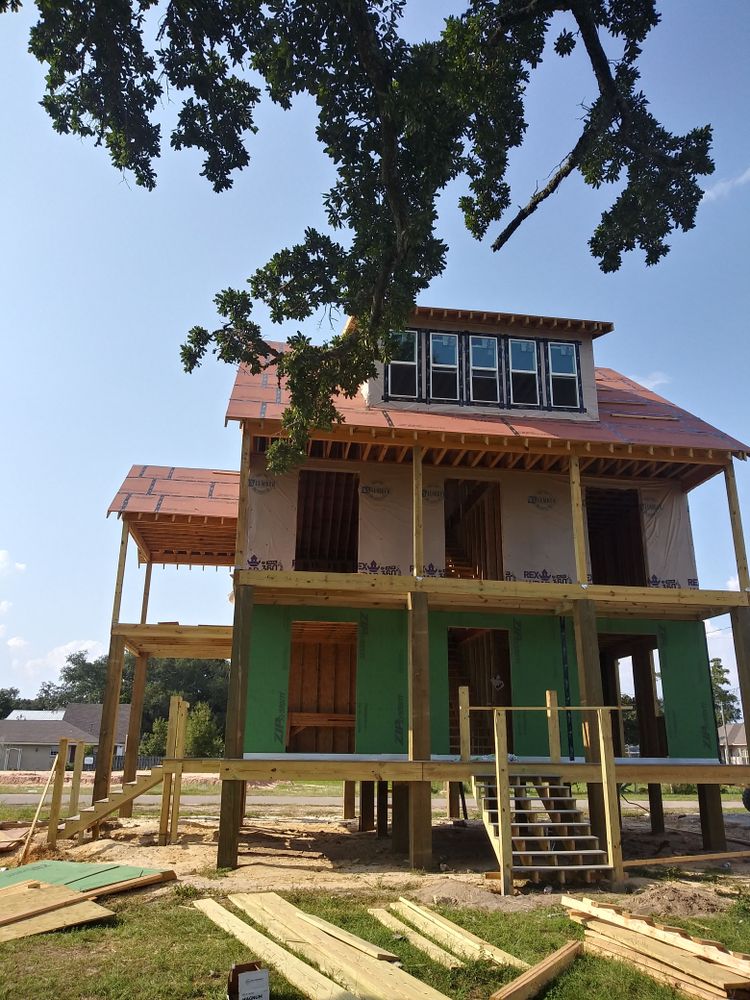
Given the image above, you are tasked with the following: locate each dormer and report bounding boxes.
[360,307,613,422]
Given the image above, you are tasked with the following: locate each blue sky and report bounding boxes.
[1,3,748,701]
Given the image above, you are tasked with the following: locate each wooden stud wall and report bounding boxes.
[287,630,357,753]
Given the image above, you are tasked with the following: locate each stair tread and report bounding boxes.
[511,849,607,857]
[511,864,612,872]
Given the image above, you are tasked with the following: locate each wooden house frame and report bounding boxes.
[90,307,750,883]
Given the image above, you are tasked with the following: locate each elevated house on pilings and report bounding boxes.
[90,306,750,889]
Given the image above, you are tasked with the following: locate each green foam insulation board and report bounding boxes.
[0,861,168,892]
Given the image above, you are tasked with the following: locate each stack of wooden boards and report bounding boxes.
[563,895,750,1000]
[0,861,176,942]
[195,892,533,1000]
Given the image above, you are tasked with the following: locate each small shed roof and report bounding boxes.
[0,720,98,746]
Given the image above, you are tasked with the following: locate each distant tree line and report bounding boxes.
[0,651,229,757]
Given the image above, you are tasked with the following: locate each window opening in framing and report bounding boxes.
[430,332,459,401]
[509,338,540,406]
[448,628,511,755]
[388,330,418,398]
[586,487,647,587]
[548,342,580,408]
[295,470,359,573]
[443,479,503,580]
[469,335,500,403]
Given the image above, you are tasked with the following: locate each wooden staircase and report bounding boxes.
[444,541,477,579]
[473,775,612,884]
[59,766,165,840]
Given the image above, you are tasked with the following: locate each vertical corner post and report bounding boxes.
[568,454,588,584]
[412,444,424,576]
[47,739,69,847]
[725,460,750,593]
[572,598,607,844]
[493,708,513,895]
[407,589,432,869]
[545,689,561,764]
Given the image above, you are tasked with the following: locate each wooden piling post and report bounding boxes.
[376,781,389,838]
[698,784,726,852]
[391,782,410,854]
[342,780,356,820]
[359,781,375,832]
[408,589,432,869]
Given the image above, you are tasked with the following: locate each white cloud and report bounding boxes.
[0,625,5,639]
[0,551,26,575]
[703,166,750,203]
[629,371,671,392]
[726,575,740,592]
[0,600,10,614]
[7,636,28,649]
[19,638,106,686]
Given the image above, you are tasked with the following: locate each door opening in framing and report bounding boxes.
[586,487,647,587]
[443,479,503,580]
[295,470,359,573]
[448,627,511,755]
[598,633,662,759]
[286,621,357,753]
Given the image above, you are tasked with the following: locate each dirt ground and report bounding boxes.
[10,809,746,917]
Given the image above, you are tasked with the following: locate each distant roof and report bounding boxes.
[63,704,131,747]
[108,467,238,566]
[5,710,64,721]
[0,720,98,745]
[718,722,746,746]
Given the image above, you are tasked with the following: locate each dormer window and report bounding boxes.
[388,330,418,398]
[469,336,500,403]
[509,339,540,406]
[548,342,580,408]
[429,333,459,401]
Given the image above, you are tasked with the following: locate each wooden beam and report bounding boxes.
[569,455,588,584]
[725,461,750,591]
[408,589,432,868]
[217,585,254,868]
[597,708,624,884]
[493,709,513,895]
[545,689,561,764]
[368,909,464,969]
[489,941,581,1000]
[572,600,606,846]
[413,445,424,575]
[458,685,471,761]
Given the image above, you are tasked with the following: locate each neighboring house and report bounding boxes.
[62,704,131,757]
[6,710,64,721]
[0,720,97,770]
[93,304,750,873]
[718,723,747,765]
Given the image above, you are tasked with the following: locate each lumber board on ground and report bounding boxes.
[368,908,464,969]
[583,936,744,1000]
[561,896,750,974]
[0,882,113,942]
[567,916,750,990]
[622,850,750,869]
[193,898,356,1000]
[489,941,581,1000]
[231,892,450,1000]
[298,910,399,962]
[393,898,528,970]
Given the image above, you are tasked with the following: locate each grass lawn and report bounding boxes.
[4,885,750,1000]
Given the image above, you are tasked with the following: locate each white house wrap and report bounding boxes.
[500,473,578,584]
[245,457,299,572]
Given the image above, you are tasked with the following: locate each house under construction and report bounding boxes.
[64,306,750,889]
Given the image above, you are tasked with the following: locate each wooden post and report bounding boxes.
[218,423,254,871]
[597,708,625,885]
[569,455,588,584]
[110,519,130,628]
[47,739,69,848]
[493,709,513,895]
[68,740,85,820]
[376,781,389,838]
[92,634,126,805]
[545,689,561,763]
[458,685,470,762]
[413,445,424,576]
[633,648,664,834]
[391,782,410,853]
[158,695,180,846]
[120,652,148,818]
[139,560,153,624]
[698,784,726,852]
[731,607,750,732]
[408,590,432,869]
[169,698,189,844]
[725,461,750,592]
[359,781,375,832]
[447,782,461,820]
[342,780,356,820]
[572,599,607,845]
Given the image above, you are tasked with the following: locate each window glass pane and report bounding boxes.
[390,364,417,397]
[470,336,497,370]
[472,375,498,402]
[551,374,578,407]
[431,333,457,367]
[549,342,577,375]
[390,331,416,363]
[432,369,458,400]
[511,371,538,405]
[510,339,536,372]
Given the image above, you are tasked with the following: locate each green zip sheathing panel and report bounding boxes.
[429,611,583,757]
[598,617,717,758]
[0,861,167,892]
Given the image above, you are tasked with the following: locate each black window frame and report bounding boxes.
[428,331,461,402]
[384,328,420,401]
[507,337,542,408]
[467,333,502,406]
[546,340,584,412]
